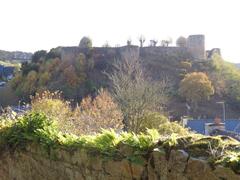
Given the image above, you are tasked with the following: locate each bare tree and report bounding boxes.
[161,38,172,47]
[139,35,146,47]
[127,38,132,46]
[150,39,158,47]
[105,50,169,133]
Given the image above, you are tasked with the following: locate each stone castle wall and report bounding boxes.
[0,144,239,180]
[58,45,191,63]
[57,35,209,62]
[186,35,205,60]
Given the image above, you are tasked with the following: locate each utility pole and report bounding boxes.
[216,101,225,122]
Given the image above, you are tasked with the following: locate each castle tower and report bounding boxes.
[187,35,205,60]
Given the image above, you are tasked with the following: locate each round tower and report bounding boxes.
[187,35,205,60]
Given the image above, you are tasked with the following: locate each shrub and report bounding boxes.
[0,112,58,150]
[31,91,72,133]
[158,121,190,136]
[179,61,192,70]
[137,112,190,135]
[137,112,168,132]
[31,90,123,135]
[72,89,123,135]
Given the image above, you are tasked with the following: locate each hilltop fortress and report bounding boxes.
[57,34,220,62]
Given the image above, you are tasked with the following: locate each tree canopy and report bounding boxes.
[79,36,92,48]
[179,72,214,108]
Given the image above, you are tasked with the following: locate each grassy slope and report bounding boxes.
[0,60,21,68]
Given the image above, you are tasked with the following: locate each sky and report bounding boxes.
[0,0,240,63]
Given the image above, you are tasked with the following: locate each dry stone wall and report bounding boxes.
[0,144,239,180]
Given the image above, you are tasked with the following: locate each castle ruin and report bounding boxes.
[57,34,219,62]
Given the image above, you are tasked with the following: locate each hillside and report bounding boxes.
[7,44,240,119]
[0,49,32,62]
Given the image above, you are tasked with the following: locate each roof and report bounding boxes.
[186,119,240,134]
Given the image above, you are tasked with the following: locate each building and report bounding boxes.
[184,119,240,134]
[0,65,15,79]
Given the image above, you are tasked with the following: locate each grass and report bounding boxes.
[0,60,21,68]
[1,112,240,173]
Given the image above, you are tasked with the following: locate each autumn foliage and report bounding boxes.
[31,90,123,135]
[179,72,214,108]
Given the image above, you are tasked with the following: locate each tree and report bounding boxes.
[22,70,38,95]
[179,72,214,110]
[63,65,79,87]
[79,36,92,48]
[161,37,172,47]
[32,50,47,63]
[150,39,158,47]
[127,38,132,46]
[139,35,145,47]
[176,36,187,47]
[106,50,169,133]
[73,89,123,135]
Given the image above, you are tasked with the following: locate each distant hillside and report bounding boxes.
[0,49,32,62]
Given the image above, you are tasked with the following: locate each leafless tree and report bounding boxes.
[105,50,169,133]
[139,35,146,47]
[127,38,132,46]
[161,37,172,47]
[150,39,158,47]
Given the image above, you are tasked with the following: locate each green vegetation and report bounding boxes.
[106,52,169,133]
[31,90,123,135]
[7,40,240,118]
[0,60,21,68]
[179,72,214,110]
[10,49,95,100]
[209,54,240,109]
[1,112,240,173]
[79,36,93,48]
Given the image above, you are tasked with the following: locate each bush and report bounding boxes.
[0,112,58,150]
[179,61,192,70]
[158,121,190,136]
[137,112,168,132]
[137,112,190,136]
[31,91,72,133]
[72,89,123,135]
[31,90,123,135]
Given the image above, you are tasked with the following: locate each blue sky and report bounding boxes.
[0,0,240,63]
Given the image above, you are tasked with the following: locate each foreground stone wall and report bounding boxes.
[0,144,239,180]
